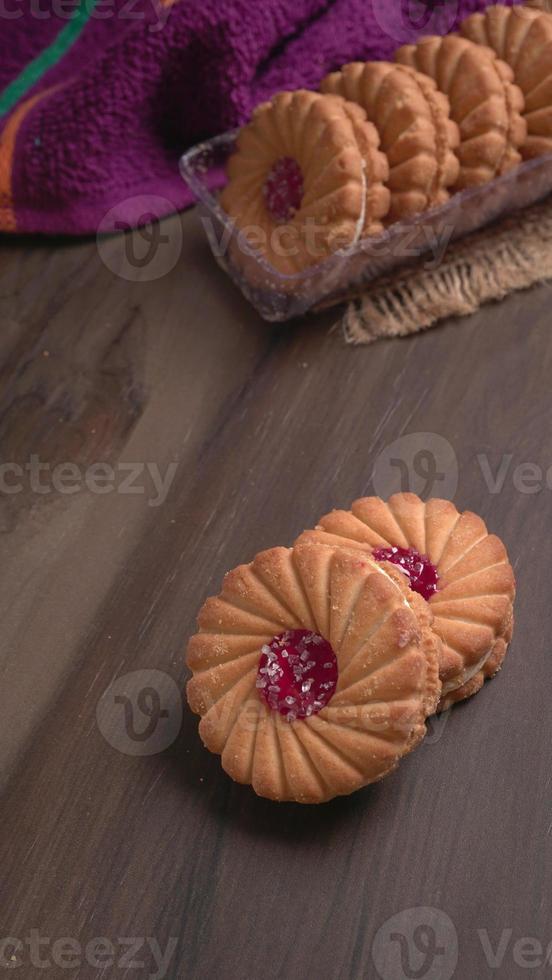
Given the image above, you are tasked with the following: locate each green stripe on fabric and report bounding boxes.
[0,0,96,118]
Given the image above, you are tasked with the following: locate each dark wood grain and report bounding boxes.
[1,212,552,980]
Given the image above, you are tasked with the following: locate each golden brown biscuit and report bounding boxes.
[461,4,552,159]
[186,541,441,804]
[395,34,527,188]
[298,493,515,712]
[321,61,460,221]
[220,90,390,278]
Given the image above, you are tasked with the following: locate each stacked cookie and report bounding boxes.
[220,5,552,276]
[459,3,552,159]
[186,494,515,803]
[394,34,526,187]
[320,61,461,220]
[221,91,390,276]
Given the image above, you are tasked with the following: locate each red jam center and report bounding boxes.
[256,629,338,721]
[373,546,439,601]
[263,157,304,222]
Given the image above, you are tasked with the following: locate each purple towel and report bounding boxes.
[0,0,521,235]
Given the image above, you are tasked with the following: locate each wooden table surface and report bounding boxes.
[1,210,551,980]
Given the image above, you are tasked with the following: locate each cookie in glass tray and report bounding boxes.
[321,61,460,222]
[186,540,441,804]
[460,3,552,159]
[395,34,527,188]
[298,493,515,712]
[219,90,390,279]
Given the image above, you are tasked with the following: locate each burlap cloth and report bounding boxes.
[342,0,552,345]
[341,192,552,345]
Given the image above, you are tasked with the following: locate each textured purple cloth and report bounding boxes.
[0,0,522,234]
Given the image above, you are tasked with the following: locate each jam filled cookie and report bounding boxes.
[186,541,441,803]
[460,4,552,159]
[321,61,460,221]
[220,90,390,276]
[298,493,515,712]
[395,35,527,188]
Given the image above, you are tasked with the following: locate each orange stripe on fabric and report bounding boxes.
[0,86,60,232]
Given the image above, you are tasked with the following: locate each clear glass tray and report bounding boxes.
[180,132,552,323]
